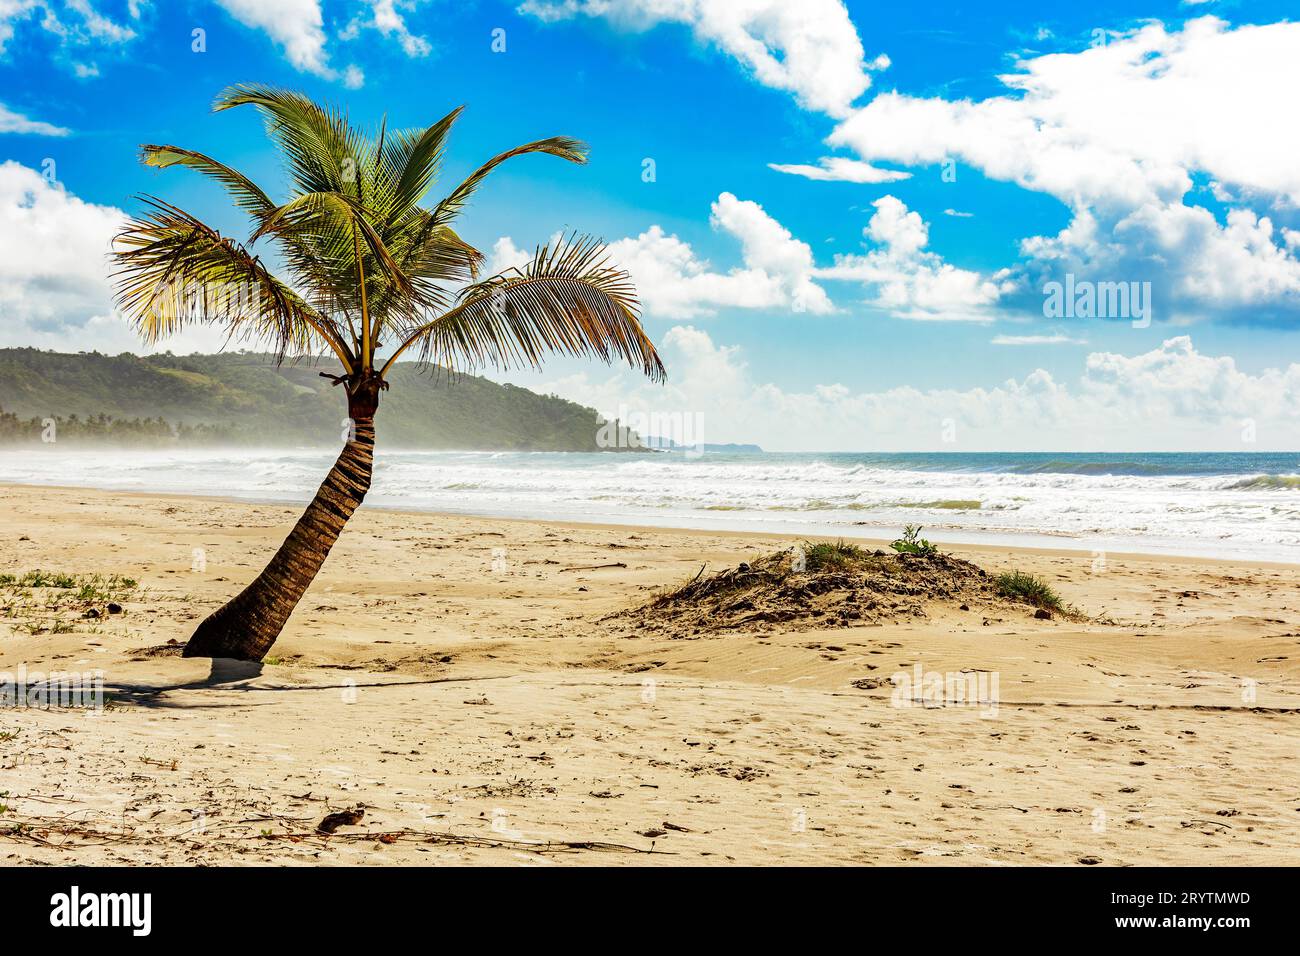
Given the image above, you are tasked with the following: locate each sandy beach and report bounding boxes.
[1,482,1297,866]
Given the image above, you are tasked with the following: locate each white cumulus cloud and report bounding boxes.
[341,0,432,58]
[494,193,834,319]
[518,0,878,118]
[213,0,346,80]
[0,162,242,354]
[0,161,123,344]
[815,196,1016,321]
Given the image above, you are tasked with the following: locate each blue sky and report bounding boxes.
[2,0,1299,450]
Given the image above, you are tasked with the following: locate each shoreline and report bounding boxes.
[3,479,1295,568]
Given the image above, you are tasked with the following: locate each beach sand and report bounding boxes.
[1,482,1297,866]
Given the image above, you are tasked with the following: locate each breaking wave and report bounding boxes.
[1,448,1297,562]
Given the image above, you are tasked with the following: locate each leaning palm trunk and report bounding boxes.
[185,390,378,661]
[112,85,664,662]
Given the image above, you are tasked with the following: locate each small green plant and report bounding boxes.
[1,570,137,593]
[995,570,1065,614]
[891,525,937,556]
[1,571,139,636]
[800,539,868,572]
[26,570,77,588]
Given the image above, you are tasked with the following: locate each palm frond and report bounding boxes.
[214,84,367,198]
[369,216,482,324]
[384,106,464,222]
[112,197,353,367]
[432,136,588,226]
[139,145,275,219]
[394,212,484,283]
[382,234,663,381]
[250,190,415,301]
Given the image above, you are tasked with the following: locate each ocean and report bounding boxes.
[3,448,1298,562]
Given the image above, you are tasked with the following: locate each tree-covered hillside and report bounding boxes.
[0,349,641,451]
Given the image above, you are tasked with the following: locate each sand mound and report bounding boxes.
[611,543,1011,637]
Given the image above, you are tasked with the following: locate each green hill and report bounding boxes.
[0,348,642,451]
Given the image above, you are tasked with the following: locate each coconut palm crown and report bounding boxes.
[111,84,664,661]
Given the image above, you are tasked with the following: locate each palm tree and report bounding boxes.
[111,85,664,662]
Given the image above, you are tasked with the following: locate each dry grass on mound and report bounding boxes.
[611,541,1081,638]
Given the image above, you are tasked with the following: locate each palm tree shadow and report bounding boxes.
[192,657,265,687]
[106,657,496,710]
[104,657,263,709]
